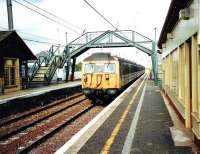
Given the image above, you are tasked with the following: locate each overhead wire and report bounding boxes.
[3,0,130,47]
[0,26,65,45]
[83,0,118,30]
[0,26,8,30]
[21,0,82,31]
[82,0,130,40]
[23,38,63,45]
[12,0,82,35]
[17,30,58,41]
[0,25,63,45]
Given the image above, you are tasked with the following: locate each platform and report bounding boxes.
[0,81,80,118]
[56,77,195,154]
[0,81,80,104]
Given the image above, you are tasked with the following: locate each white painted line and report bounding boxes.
[0,82,80,104]
[121,79,147,154]
[55,75,146,154]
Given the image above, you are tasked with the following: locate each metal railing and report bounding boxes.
[28,45,61,82]
[68,30,153,52]
[44,48,68,84]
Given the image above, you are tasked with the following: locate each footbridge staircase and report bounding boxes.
[28,45,68,86]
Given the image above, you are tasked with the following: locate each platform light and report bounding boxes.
[157,49,162,54]
[167,33,173,39]
[179,8,190,20]
[162,43,166,48]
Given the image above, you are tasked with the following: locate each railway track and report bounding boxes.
[0,94,94,154]
[18,103,94,154]
[0,93,83,127]
[0,93,86,139]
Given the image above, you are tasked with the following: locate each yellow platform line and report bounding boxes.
[100,77,146,154]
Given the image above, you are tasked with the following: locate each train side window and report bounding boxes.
[122,63,125,74]
[85,64,94,73]
[124,63,128,74]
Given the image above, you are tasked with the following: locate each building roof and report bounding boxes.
[157,0,191,49]
[0,30,36,60]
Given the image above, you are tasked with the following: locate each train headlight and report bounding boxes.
[105,74,109,80]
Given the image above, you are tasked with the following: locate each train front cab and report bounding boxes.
[81,60,120,99]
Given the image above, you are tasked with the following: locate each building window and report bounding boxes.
[4,59,16,87]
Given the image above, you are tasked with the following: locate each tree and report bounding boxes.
[75,62,82,71]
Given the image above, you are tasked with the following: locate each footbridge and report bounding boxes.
[28,30,158,85]
[67,30,158,82]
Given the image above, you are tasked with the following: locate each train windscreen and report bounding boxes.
[84,63,116,73]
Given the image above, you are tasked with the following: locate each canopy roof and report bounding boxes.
[0,30,36,60]
[158,0,191,49]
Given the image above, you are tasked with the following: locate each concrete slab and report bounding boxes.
[170,127,192,146]
[130,81,193,154]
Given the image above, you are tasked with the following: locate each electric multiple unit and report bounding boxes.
[81,53,145,101]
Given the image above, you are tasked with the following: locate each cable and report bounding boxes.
[83,0,133,42]
[0,25,64,45]
[83,0,118,30]
[17,30,58,41]
[0,26,59,42]
[21,0,82,31]
[0,25,65,45]
[23,38,62,45]
[0,26,8,30]
[12,0,81,35]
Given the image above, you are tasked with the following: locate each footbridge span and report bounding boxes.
[28,30,158,85]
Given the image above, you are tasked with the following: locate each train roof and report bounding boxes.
[83,52,116,61]
[83,52,144,68]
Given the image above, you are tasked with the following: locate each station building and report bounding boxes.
[158,0,200,139]
[0,31,36,94]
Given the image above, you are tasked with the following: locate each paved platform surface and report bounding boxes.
[77,80,193,154]
[0,81,80,104]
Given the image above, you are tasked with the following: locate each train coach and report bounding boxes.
[81,52,145,101]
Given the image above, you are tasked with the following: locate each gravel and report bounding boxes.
[29,105,104,154]
[0,96,93,154]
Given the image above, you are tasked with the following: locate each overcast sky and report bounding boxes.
[0,0,171,67]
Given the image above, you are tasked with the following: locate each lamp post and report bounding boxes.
[153,27,158,83]
[6,0,14,30]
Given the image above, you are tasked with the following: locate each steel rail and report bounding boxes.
[0,93,83,127]
[0,97,87,141]
[17,104,94,154]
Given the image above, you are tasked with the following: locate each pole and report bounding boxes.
[65,32,68,82]
[65,32,68,45]
[71,58,76,81]
[154,27,158,83]
[6,0,14,30]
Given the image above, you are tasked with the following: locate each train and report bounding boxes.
[81,52,145,101]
